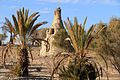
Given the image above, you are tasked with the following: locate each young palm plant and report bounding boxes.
[58,17,106,80]
[2,8,48,77]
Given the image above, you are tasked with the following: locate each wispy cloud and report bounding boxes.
[37,0,120,5]
[37,0,80,4]
[84,0,120,6]
[38,8,51,14]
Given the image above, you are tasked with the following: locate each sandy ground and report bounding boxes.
[0,46,120,80]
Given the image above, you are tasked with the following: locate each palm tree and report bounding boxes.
[58,17,106,80]
[2,8,48,77]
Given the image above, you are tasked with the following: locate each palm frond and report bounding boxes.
[74,17,79,47]
[51,53,69,79]
[17,11,23,36]
[2,43,13,68]
[12,15,19,33]
[5,17,15,34]
[27,15,40,34]
[27,12,39,23]
[22,7,24,17]
[28,21,48,37]
[64,18,78,52]
[24,9,29,22]
[81,17,87,49]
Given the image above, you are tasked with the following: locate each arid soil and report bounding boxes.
[0,46,120,80]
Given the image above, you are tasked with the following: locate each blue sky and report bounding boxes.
[0,0,120,42]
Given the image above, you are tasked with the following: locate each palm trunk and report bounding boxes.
[0,41,1,46]
[10,32,13,44]
[18,47,29,77]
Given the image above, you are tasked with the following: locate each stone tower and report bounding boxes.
[40,7,69,56]
[49,7,64,35]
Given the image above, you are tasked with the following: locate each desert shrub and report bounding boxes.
[53,29,74,51]
[94,18,120,74]
[53,29,67,48]
[59,56,98,80]
[32,28,49,39]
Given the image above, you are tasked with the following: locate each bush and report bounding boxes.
[53,29,74,52]
[93,18,120,73]
[32,28,49,39]
[59,56,98,80]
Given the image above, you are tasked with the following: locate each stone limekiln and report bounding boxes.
[40,7,68,56]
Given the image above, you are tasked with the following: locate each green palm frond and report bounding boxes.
[5,17,15,34]
[27,12,39,24]
[85,25,95,49]
[22,7,24,16]
[27,15,40,34]
[17,10,23,36]
[59,57,99,80]
[12,15,19,34]
[7,8,47,42]
[24,9,29,22]
[64,17,104,55]
[28,21,48,37]
[64,18,78,52]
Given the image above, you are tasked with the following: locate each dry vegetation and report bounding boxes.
[0,7,120,80]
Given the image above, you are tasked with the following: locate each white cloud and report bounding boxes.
[37,0,120,5]
[85,0,120,6]
[37,0,80,4]
[38,8,51,14]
